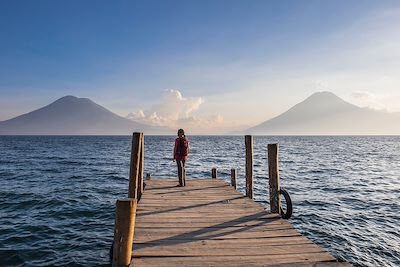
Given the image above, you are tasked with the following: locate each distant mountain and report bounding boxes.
[0,96,172,135]
[247,91,400,135]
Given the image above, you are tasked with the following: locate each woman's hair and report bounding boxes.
[177,129,185,136]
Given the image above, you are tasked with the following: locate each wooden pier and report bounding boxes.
[112,133,350,267]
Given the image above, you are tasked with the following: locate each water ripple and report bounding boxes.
[0,135,399,266]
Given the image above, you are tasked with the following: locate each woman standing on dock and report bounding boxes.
[173,129,189,186]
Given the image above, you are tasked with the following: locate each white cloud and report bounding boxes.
[127,89,203,124]
[151,89,204,121]
[126,89,232,133]
[349,91,400,112]
[128,109,145,120]
[350,91,387,111]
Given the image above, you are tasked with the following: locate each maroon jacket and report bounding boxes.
[174,137,189,161]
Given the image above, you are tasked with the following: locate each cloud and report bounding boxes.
[128,109,145,120]
[126,89,228,133]
[127,89,203,123]
[350,91,400,112]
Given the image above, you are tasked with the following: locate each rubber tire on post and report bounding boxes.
[279,188,293,219]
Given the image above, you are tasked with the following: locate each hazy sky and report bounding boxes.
[1,0,400,133]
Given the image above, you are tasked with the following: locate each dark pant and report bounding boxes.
[176,160,186,186]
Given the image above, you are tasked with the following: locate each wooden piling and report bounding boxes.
[112,199,137,267]
[245,135,253,198]
[268,143,281,214]
[230,168,237,189]
[128,132,143,199]
[137,134,144,200]
[211,167,217,179]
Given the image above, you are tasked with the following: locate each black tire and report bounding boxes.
[279,188,293,219]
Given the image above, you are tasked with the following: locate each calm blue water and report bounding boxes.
[0,136,399,266]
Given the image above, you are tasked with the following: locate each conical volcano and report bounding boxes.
[0,96,170,135]
[247,91,400,135]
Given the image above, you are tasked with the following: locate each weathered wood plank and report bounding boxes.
[133,235,312,245]
[133,219,284,228]
[135,215,280,224]
[131,253,336,267]
[134,243,325,257]
[133,229,302,242]
[134,224,295,236]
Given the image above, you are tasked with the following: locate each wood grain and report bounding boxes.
[268,143,281,214]
[128,133,142,199]
[113,199,137,267]
[231,168,237,189]
[128,179,345,266]
[245,135,253,198]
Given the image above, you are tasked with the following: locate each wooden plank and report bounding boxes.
[137,205,266,211]
[138,199,263,205]
[134,224,295,234]
[133,219,284,227]
[136,211,268,216]
[134,243,325,257]
[136,200,264,205]
[135,215,280,224]
[133,229,302,243]
[142,189,239,193]
[143,181,224,186]
[133,235,312,245]
[131,253,336,267]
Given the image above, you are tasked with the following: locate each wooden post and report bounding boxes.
[268,143,281,214]
[128,132,142,199]
[245,135,253,198]
[137,134,144,200]
[211,167,217,179]
[231,168,237,189]
[112,199,137,267]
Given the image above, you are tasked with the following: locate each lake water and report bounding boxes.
[0,136,399,266]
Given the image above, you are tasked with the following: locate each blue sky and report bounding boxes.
[1,0,400,133]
